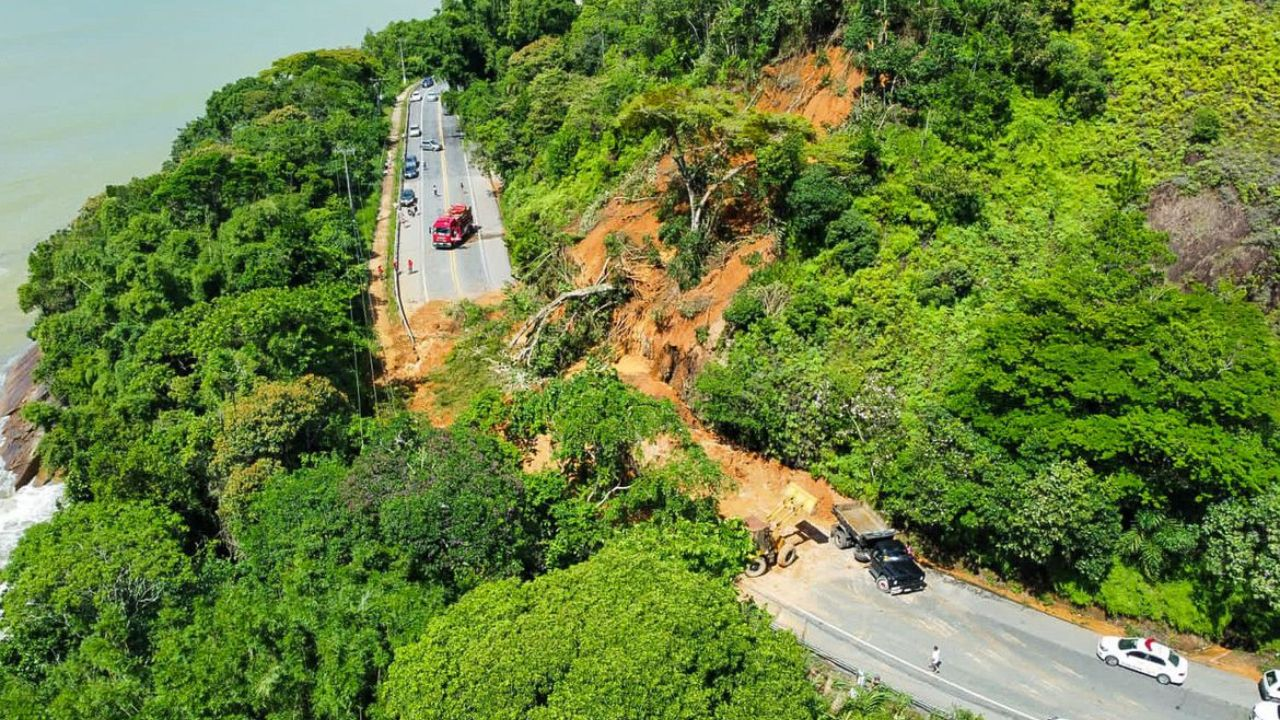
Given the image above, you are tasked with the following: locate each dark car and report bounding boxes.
[403,155,419,179]
[422,76,434,88]
[868,539,926,594]
[399,188,417,207]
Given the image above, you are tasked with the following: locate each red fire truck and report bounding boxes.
[431,204,474,249]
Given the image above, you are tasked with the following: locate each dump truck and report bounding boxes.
[831,501,926,594]
[744,482,817,578]
[431,204,474,248]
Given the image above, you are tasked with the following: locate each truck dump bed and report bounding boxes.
[832,501,895,542]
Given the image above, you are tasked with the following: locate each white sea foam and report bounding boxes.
[0,416,62,569]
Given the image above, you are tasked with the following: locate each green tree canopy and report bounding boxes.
[380,537,821,720]
[0,502,194,681]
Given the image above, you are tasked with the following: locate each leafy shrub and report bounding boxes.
[786,165,852,257]
[663,222,713,290]
[825,207,878,273]
[1189,107,1223,144]
[723,289,766,330]
[916,261,974,306]
[1097,564,1219,637]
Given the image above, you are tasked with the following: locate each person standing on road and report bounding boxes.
[432,184,439,197]
[407,259,414,274]
[928,646,942,673]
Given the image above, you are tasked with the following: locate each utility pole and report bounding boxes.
[336,146,357,214]
[397,37,407,85]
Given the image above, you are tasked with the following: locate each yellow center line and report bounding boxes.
[438,97,462,298]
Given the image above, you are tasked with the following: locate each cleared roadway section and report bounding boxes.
[395,81,512,308]
[745,540,1258,720]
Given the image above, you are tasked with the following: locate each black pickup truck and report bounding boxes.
[831,502,926,595]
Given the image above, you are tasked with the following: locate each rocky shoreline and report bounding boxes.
[0,345,47,490]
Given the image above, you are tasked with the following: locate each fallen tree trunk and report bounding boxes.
[508,283,615,364]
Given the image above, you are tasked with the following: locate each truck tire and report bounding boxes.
[853,547,871,563]
[876,576,891,593]
[832,526,854,549]
[778,546,798,568]
[745,558,769,578]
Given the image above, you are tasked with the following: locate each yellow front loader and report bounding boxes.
[743,482,817,577]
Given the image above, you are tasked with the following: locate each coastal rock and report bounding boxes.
[1,345,48,490]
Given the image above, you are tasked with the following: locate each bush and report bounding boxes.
[1189,107,1223,144]
[723,290,766,329]
[663,222,713,290]
[1097,563,1220,638]
[916,261,974,306]
[786,165,852,257]
[825,207,878,273]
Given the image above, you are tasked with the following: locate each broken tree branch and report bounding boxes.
[508,282,617,363]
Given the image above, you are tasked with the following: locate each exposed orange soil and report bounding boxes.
[571,184,849,529]
[366,90,503,422]
[370,87,417,385]
[401,291,505,425]
[756,46,862,133]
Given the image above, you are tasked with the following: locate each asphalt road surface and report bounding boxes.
[395,82,512,306]
[745,540,1258,720]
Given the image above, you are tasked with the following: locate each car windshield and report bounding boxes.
[434,226,449,235]
[1167,651,1182,666]
[1267,670,1277,684]
[1117,638,1137,650]
[875,541,908,560]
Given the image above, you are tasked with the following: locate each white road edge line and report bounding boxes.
[458,131,492,290]
[749,587,1041,720]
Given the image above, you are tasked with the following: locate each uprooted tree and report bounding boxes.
[618,85,812,233]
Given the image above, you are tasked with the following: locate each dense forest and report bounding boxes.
[3,0,1279,717]
[0,10,873,720]
[369,0,1280,652]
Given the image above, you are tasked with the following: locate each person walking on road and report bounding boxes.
[393,260,400,275]
[407,258,414,274]
[928,646,942,673]
[432,184,439,197]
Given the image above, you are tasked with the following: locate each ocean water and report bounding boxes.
[0,0,432,566]
[0,0,430,364]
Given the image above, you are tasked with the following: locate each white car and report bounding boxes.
[1096,636,1188,685]
[408,124,421,137]
[1262,669,1280,701]
[411,90,422,101]
[1253,701,1280,720]
[426,92,439,101]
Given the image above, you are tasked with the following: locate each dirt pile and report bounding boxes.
[576,191,847,528]
[756,46,861,133]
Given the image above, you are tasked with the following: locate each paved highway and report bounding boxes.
[745,541,1259,720]
[395,82,511,307]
